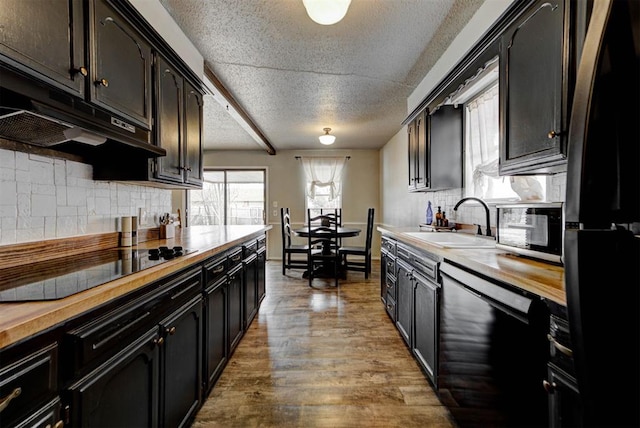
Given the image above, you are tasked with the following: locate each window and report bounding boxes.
[189,169,265,225]
[300,157,347,212]
[458,62,545,201]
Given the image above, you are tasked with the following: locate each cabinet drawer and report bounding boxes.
[381,237,396,256]
[228,248,243,268]
[385,295,396,322]
[65,267,201,374]
[397,244,438,281]
[243,240,258,259]
[0,343,58,428]
[384,274,396,300]
[257,235,266,249]
[12,397,61,428]
[383,253,396,278]
[204,255,227,285]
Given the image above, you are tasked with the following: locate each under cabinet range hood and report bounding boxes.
[0,71,165,159]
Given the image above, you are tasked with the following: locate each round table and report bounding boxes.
[293,226,361,278]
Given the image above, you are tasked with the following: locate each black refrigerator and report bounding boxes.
[564,0,640,426]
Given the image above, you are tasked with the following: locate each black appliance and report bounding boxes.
[564,0,640,426]
[0,247,194,302]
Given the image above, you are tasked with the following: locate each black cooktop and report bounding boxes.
[0,246,196,302]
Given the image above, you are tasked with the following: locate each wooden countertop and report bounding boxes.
[377,225,566,306]
[0,225,271,350]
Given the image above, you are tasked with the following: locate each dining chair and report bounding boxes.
[306,208,340,287]
[339,208,375,279]
[280,208,308,275]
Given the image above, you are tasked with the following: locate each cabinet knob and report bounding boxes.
[547,334,573,357]
[73,66,88,77]
[154,337,165,346]
[0,387,21,413]
[95,78,109,87]
[167,326,177,335]
[543,379,557,393]
[547,130,560,139]
[54,421,64,428]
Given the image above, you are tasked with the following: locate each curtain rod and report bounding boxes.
[295,156,350,160]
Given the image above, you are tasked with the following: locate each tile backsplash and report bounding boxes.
[0,149,172,245]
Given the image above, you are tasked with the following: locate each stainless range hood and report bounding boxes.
[0,70,165,158]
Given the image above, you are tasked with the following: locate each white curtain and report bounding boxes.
[300,156,347,202]
[465,83,500,197]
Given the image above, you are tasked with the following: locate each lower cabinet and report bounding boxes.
[0,343,60,428]
[204,275,227,392]
[386,239,441,387]
[257,246,266,303]
[227,262,244,355]
[159,295,203,428]
[66,327,161,427]
[243,253,258,329]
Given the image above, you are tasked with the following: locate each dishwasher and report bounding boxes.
[438,261,550,428]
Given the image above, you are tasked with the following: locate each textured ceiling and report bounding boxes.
[159,0,484,152]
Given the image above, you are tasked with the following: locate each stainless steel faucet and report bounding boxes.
[453,197,492,237]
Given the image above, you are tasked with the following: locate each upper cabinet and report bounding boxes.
[408,106,462,192]
[408,110,427,191]
[154,55,203,188]
[499,0,570,174]
[429,105,463,190]
[89,0,153,130]
[0,0,85,96]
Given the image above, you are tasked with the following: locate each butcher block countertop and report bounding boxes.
[377,225,566,306]
[0,225,271,350]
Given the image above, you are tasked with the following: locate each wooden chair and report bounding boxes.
[280,208,308,275]
[339,208,375,279]
[307,208,340,287]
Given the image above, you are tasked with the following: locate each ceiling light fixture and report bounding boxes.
[319,127,336,145]
[302,0,351,25]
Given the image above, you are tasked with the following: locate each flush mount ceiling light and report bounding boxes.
[319,127,336,145]
[302,0,351,25]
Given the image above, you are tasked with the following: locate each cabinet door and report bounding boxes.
[243,255,258,329]
[227,265,244,354]
[500,0,567,174]
[0,0,85,96]
[429,105,462,190]
[395,259,413,346]
[66,327,160,427]
[413,271,439,387]
[89,0,153,129]
[155,56,184,184]
[160,296,203,428]
[415,111,428,190]
[407,120,417,191]
[184,81,204,186]
[257,247,266,303]
[205,277,227,391]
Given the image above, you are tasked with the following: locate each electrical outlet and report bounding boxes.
[273,210,278,217]
[272,201,278,208]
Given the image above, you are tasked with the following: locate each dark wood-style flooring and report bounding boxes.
[192,260,455,427]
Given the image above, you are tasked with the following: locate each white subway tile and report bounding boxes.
[32,194,56,217]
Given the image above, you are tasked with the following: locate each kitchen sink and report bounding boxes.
[403,232,496,249]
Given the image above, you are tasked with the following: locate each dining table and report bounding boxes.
[293,226,361,278]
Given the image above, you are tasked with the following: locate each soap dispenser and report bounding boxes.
[426,201,433,225]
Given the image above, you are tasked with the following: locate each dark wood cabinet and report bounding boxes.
[0,343,60,428]
[428,105,462,190]
[243,254,258,329]
[257,246,266,303]
[395,258,412,346]
[408,106,462,192]
[0,0,85,97]
[381,237,397,319]
[12,397,62,428]
[412,270,439,386]
[159,295,203,428]
[153,55,203,188]
[66,327,160,427]
[407,110,428,191]
[88,0,153,129]
[499,0,568,174]
[227,260,244,355]
[204,275,227,391]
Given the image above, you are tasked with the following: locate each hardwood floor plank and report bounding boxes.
[193,261,454,427]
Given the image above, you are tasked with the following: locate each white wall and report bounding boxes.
[200,149,380,261]
[0,149,172,245]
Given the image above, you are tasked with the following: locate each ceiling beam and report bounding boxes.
[203,63,276,155]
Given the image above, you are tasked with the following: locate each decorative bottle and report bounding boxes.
[426,201,433,225]
[436,206,442,226]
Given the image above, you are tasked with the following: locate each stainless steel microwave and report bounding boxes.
[496,202,563,264]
